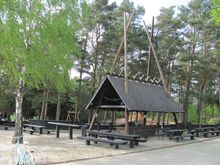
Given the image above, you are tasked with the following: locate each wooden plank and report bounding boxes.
[48,122,80,128]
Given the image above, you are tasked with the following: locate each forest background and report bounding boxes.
[0,0,219,127]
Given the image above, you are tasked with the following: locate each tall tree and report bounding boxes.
[0,0,82,142]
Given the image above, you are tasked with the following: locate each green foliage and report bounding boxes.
[10,114,16,122]
[0,0,82,92]
[211,0,220,24]
[188,104,220,124]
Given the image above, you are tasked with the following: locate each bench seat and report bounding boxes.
[203,130,220,137]
[173,134,195,142]
[23,128,35,134]
[77,136,127,149]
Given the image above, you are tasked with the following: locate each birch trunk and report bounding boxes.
[56,92,61,121]
[12,78,24,144]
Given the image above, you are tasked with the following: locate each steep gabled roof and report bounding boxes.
[86,75,183,113]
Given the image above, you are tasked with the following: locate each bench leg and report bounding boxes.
[56,125,60,138]
[69,127,73,139]
[204,133,208,138]
[176,137,179,142]
[190,136,194,140]
[129,140,134,148]
[47,131,50,134]
[216,132,219,136]
[30,131,34,135]
[86,140,90,145]
[115,144,119,149]
[39,128,43,134]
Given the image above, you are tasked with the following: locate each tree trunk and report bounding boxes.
[43,89,49,120]
[56,92,61,121]
[218,73,220,111]
[75,33,88,123]
[40,90,46,120]
[13,79,24,144]
[196,79,207,124]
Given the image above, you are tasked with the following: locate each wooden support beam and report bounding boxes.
[133,72,141,80]
[135,112,138,123]
[139,74,145,81]
[166,113,170,125]
[173,112,179,128]
[143,21,168,95]
[145,76,150,82]
[124,12,128,94]
[118,69,123,76]
[150,77,156,84]
[155,78,161,84]
[125,108,129,134]
[147,16,154,77]
[88,110,97,131]
[162,112,165,127]
[157,112,161,128]
[143,112,147,125]
[110,10,135,74]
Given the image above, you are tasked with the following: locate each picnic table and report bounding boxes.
[166,129,185,139]
[194,126,220,137]
[23,124,45,134]
[48,122,81,139]
[0,124,9,130]
[86,130,145,148]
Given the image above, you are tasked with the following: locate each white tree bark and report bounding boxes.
[13,77,24,144]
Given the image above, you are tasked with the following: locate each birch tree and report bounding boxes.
[0,0,82,143]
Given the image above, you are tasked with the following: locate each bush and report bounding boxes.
[10,114,16,121]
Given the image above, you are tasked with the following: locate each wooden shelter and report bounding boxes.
[86,75,183,134]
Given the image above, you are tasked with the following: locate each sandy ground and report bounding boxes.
[0,127,219,165]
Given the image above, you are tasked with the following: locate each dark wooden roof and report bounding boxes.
[86,75,183,113]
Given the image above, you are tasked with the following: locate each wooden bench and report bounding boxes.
[173,133,195,142]
[203,130,220,137]
[23,124,45,134]
[0,125,9,130]
[87,130,141,148]
[43,129,54,134]
[48,122,81,139]
[23,128,35,134]
[77,136,127,149]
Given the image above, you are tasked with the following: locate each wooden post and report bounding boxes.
[150,112,155,125]
[143,112,147,125]
[124,12,129,134]
[135,112,138,123]
[124,12,128,94]
[110,10,135,74]
[173,112,178,128]
[143,21,168,95]
[162,112,165,127]
[157,112,161,128]
[88,110,97,131]
[88,110,93,124]
[125,108,129,134]
[166,113,170,125]
[147,16,154,77]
